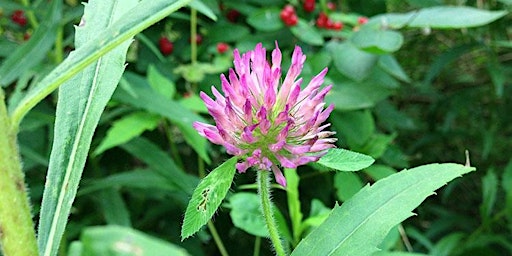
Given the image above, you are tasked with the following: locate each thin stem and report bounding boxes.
[0,90,39,256]
[253,236,261,256]
[163,120,185,170]
[257,170,286,256]
[54,26,64,63]
[207,221,229,256]
[20,0,39,29]
[190,8,197,65]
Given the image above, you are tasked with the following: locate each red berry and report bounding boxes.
[11,10,27,26]
[280,5,298,27]
[358,17,369,25]
[285,14,298,26]
[159,37,174,55]
[316,12,328,28]
[326,2,336,10]
[193,34,203,44]
[332,21,343,31]
[23,32,31,41]
[217,42,229,54]
[303,0,315,12]
[226,9,240,23]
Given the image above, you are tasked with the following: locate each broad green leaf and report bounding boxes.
[373,252,428,256]
[301,199,331,233]
[120,137,198,195]
[0,0,61,87]
[351,29,404,54]
[334,172,364,201]
[317,148,375,172]
[291,20,324,46]
[147,65,176,99]
[330,110,375,147]
[94,112,160,155]
[372,7,507,29]
[327,41,378,82]
[179,94,209,113]
[364,165,397,181]
[10,0,194,127]
[292,163,475,256]
[181,157,237,240]
[37,1,137,255]
[80,226,189,256]
[247,8,284,32]
[480,170,498,220]
[378,55,411,83]
[227,192,291,241]
[116,72,211,164]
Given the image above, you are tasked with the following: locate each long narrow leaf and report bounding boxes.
[37,1,137,255]
[10,0,193,127]
[291,163,475,256]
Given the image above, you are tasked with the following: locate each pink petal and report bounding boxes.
[236,162,250,173]
[271,165,287,187]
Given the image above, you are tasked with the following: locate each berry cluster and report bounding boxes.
[316,12,343,31]
[280,5,298,26]
[11,10,27,26]
[159,37,174,55]
[303,0,315,13]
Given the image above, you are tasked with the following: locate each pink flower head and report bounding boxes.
[193,43,336,187]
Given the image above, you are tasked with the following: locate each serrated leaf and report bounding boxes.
[80,226,190,256]
[181,157,237,240]
[317,148,375,172]
[94,112,160,155]
[0,0,61,86]
[291,163,475,256]
[37,1,137,255]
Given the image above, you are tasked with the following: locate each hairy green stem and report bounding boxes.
[0,90,38,256]
[258,170,286,256]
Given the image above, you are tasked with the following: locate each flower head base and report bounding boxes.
[194,43,336,187]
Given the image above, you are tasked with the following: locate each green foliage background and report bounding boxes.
[0,0,511,255]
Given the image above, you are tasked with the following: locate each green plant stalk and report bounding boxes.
[54,26,64,63]
[207,221,229,256]
[253,236,261,256]
[0,90,38,256]
[190,8,197,65]
[258,170,286,256]
[20,0,39,29]
[284,168,302,246]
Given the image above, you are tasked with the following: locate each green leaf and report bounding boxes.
[189,0,217,21]
[430,233,465,256]
[227,192,291,241]
[480,170,498,220]
[116,72,211,164]
[181,157,237,240]
[334,172,364,201]
[363,164,397,181]
[373,252,429,256]
[378,55,411,83]
[247,8,283,32]
[327,41,378,82]
[94,112,160,155]
[37,1,137,255]
[317,148,375,172]
[0,0,61,86]
[372,7,507,29]
[351,29,404,54]
[10,0,194,127]
[120,137,198,195]
[97,189,131,227]
[80,226,190,256]
[285,168,303,245]
[290,20,324,46]
[147,65,176,99]
[291,163,475,256]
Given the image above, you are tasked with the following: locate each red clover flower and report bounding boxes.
[194,43,336,187]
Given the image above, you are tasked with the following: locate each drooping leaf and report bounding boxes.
[0,0,61,87]
[94,112,161,156]
[292,163,475,256]
[80,226,190,256]
[317,148,375,172]
[37,1,137,255]
[181,157,237,240]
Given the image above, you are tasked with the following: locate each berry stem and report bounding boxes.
[20,0,39,28]
[258,170,286,256]
[0,90,39,256]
